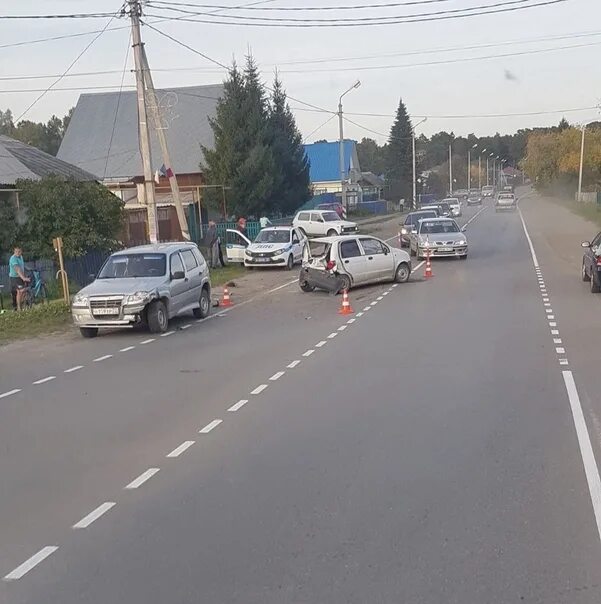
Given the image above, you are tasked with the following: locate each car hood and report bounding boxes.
[419,232,465,243]
[248,242,290,253]
[327,220,356,228]
[80,277,168,297]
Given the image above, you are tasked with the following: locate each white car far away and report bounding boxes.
[293,209,358,238]
[244,226,307,270]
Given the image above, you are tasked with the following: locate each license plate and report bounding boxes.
[256,257,271,263]
[93,307,119,315]
[438,247,452,252]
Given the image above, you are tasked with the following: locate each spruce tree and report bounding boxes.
[386,98,413,202]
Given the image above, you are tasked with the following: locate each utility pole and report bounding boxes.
[478,155,482,189]
[467,148,471,190]
[338,101,346,215]
[140,51,190,240]
[578,124,586,202]
[412,132,417,210]
[127,0,158,243]
[448,143,453,195]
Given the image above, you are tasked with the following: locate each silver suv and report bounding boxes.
[71,242,211,338]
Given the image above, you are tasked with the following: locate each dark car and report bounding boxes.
[581,233,601,292]
[399,210,438,247]
[467,190,483,205]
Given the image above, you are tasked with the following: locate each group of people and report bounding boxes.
[204,217,256,269]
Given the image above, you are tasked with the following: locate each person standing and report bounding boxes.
[204,221,219,268]
[259,215,272,228]
[237,217,248,239]
[9,246,30,311]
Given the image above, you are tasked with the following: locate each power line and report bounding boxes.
[0,12,118,20]
[303,114,337,142]
[14,9,122,122]
[150,0,457,10]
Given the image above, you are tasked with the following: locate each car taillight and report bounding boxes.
[326,260,336,270]
[596,257,601,266]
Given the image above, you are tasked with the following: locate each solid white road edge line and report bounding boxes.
[287,360,301,368]
[228,399,248,412]
[199,419,223,433]
[3,546,59,581]
[167,440,195,458]
[32,376,56,385]
[518,208,540,268]
[270,371,285,381]
[0,389,21,399]
[563,370,601,541]
[72,502,116,529]
[64,365,84,373]
[125,468,160,489]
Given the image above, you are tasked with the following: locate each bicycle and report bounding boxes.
[21,269,48,309]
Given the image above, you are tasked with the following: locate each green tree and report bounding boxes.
[357,137,388,175]
[267,74,310,215]
[386,98,413,201]
[0,108,14,135]
[4,176,124,259]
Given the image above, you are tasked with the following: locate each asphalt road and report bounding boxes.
[3,197,601,603]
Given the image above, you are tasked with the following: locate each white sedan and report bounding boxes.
[241,226,307,270]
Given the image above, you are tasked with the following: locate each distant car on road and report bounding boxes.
[482,185,495,198]
[400,210,438,247]
[244,226,307,270]
[71,242,211,338]
[581,233,601,292]
[453,189,469,201]
[467,190,483,205]
[495,192,517,212]
[443,197,462,217]
[409,217,468,259]
[299,235,411,293]
[502,185,514,193]
[293,209,358,238]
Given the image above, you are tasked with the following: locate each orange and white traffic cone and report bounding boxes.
[424,249,433,279]
[220,286,233,307]
[338,289,354,315]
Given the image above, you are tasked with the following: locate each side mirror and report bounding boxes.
[171,270,185,280]
[461,225,467,232]
[383,247,389,255]
[582,241,592,248]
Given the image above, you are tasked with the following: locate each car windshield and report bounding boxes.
[419,221,460,234]
[406,211,436,225]
[322,211,340,222]
[443,198,459,204]
[483,186,494,191]
[498,194,514,200]
[469,189,480,194]
[438,203,451,212]
[97,253,166,278]
[254,230,290,244]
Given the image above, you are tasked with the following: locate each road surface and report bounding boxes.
[2,193,601,603]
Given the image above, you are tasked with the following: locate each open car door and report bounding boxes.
[225,229,252,263]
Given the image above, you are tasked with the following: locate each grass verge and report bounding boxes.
[564,199,601,228]
[209,264,245,286]
[0,300,71,345]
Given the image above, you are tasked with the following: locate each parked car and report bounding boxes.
[299,235,411,293]
[482,185,495,198]
[317,202,346,219]
[71,242,211,338]
[244,226,307,270]
[409,217,468,259]
[400,210,438,247]
[467,190,483,205]
[420,202,451,217]
[443,197,462,217]
[581,233,601,292]
[293,209,358,238]
[453,189,469,201]
[502,185,514,193]
[495,192,517,212]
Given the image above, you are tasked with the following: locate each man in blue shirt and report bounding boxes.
[9,246,30,311]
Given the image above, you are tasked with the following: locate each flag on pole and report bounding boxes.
[159,164,174,179]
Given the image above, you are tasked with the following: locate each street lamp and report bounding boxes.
[468,143,477,190]
[488,152,494,187]
[338,80,361,213]
[494,155,500,187]
[479,148,486,189]
[412,117,427,209]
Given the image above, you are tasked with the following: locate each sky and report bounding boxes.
[0,0,600,145]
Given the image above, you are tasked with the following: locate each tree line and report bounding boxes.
[202,56,311,218]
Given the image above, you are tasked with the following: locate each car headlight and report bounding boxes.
[245,249,252,256]
[277,245,292,255]
[456,239,467,246]
[125,291,150,305]
[401,228,407,235]
[72,293,88,307]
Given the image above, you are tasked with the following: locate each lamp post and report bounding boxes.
[479,148,486,189]
[488,152,494,186]
[468,143,477,190]
[338,80,361,213]
[449,143,453,195]
[412,117,427,209]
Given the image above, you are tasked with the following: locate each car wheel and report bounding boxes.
[79,327,98,339]
[147,300,168,333]
[582,261,589,282]
[286,254,294,270]
[193,288,211,319]
[591,271,601,293]
[395,262,410,283]
[327,229,337,237]
[338,274,352,293]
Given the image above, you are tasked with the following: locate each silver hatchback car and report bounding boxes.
[71,242,211,338]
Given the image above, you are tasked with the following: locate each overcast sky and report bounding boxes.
[1,0,599,144]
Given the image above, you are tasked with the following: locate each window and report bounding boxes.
[592,233,601,248]
[297,212,310,221]
[292,230,300,244]
[340,240,362,259]
[321,211,340,222]
[255,230,290,244]
[226,231,248,246]
[98,253,166,279]
[181,249,198,271]
[360,238,385,255]
[310,212,324,222]
[170,253,184,276]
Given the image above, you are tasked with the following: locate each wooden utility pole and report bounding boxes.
[127,0,158,243]
[52,237,69,303]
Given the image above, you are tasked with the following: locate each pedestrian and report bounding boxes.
[259,215,272,228]
[204,221,219,268]
[217,233,226,267]
[9,246,30,311]
[237,217,248,239]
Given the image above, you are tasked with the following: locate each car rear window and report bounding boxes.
[308,241,330,258]
[297,212,310,221]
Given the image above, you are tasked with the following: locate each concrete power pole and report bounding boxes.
[128,0,158,243]
[448,143,453,195]
[140,50,190,240]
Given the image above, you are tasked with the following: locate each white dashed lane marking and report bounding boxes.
[347,318,356,324]
[551,330,560,335]
[377,296,384,301]
[3,546,59,581]
[363,306,371,311]
[93,354,112,363]
[287,360,301,368]
[0,389,21,399]
[315,341,327,348]
[199,419,222,433]
[327,333,338,339]
[32,376,56,385]
[554,338,563,344]
[549,321,557,327]
[560,359,569,366]
[120,346,135,352]
[269,371,285,381]
[72,502,116,529]
[64,365,84,373]
[125,468,160,489]
[140,338,155,345]
[228,399,248,412]
[356,312,364,317]
[166,441,195,458]
[302,349,315,357]
[251,383,269,394]
[338,325,347,332]
[160,331,175,337]
[556,347,566,354]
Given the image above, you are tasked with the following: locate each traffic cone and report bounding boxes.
[220,286,233,307]
[338,289,354,315]
[424,249,433,279]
